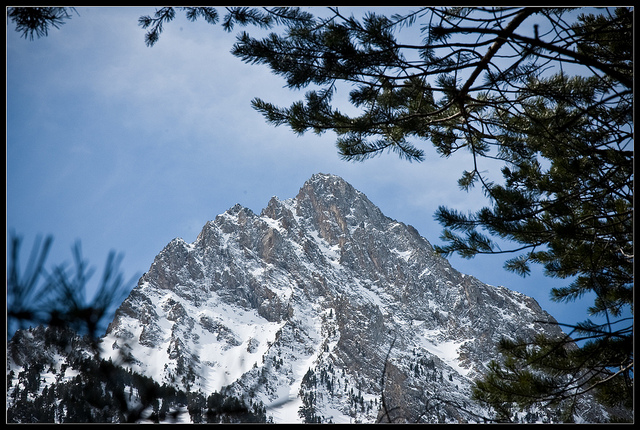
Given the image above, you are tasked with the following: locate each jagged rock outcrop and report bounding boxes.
[100,173,586,422]
[9,173,608,423]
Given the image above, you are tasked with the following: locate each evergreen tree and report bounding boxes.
[220,7,632,421]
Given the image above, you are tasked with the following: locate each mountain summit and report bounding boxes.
[8,173,606,423]
[100,173,562,422]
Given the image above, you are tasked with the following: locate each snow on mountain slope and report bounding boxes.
[97,173,585,423]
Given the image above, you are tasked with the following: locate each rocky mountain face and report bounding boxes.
[8,173,607,423]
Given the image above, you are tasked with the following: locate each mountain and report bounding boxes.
[7,173,608,423]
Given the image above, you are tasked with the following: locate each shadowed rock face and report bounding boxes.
[94,173,600,423]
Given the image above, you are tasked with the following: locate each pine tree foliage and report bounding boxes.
[472,332,633,422]
[214,7,632,420]
[7,7,77,40]
[138,7,219,47]
[7,232,135,341]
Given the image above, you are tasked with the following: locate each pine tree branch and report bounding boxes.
[444,24,632,88]
[457,8,540,100]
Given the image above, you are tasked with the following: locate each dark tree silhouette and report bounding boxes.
[7,231,136,341]
[7,7,77,40]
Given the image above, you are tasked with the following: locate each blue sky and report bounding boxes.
[7,7,600,336]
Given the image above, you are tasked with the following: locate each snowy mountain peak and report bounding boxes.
[295,173,389,246]
[298,172,378,213]
[8,173,607,423]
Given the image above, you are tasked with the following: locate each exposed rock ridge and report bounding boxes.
[94,173,596,423]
